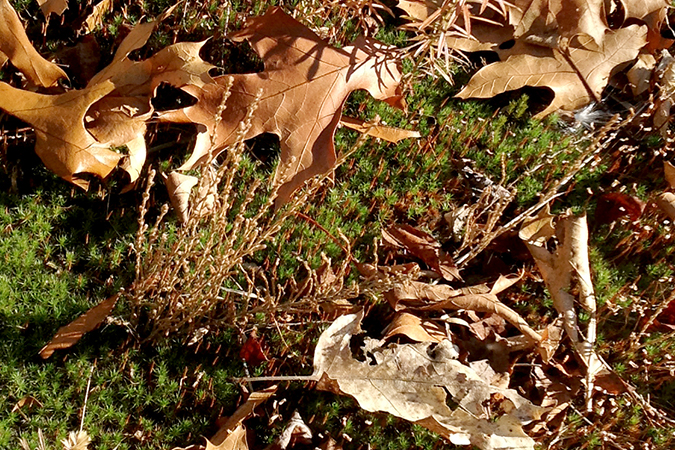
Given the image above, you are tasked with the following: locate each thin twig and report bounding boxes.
[80,364,96,433]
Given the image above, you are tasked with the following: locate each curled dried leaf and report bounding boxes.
[165,171,199,223]
[209,386,277,447]
[0,0,67,87]
[40,294,120,359]
[0,80,121,188]
[383,224,460,281]
[339,116,420,142]
[383,311,447,342]
[457,26,647,117]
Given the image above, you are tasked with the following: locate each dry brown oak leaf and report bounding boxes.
[0,80,121,187]
[0,0,66,87]
[37,0,68,17]
[444,0,666,70]
[159,7,404,205]
[84,5,213,184]
[457,25,647,117]
[513,0,608,46]
[313,311,546,450]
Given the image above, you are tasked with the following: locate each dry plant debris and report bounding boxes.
[174,386,277,450]
[520,209,603,411]
[4,1,675,449]
[311,311,546,450]
[20,429,90,450]
[383,223,461,281]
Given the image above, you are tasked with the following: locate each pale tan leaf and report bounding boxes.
[278,411,312,450]
[521,212,602,410]
[119,135,147,184]
[37,0,68,17]
[555,0,608,46]
[40,294,120,359]
[0,0,67,87]
[396,0,437,21]
[356,261,420,281]
[386,280,542,343]
[210,386,277,446]
[617,0,669,23]
[421,292,542,343]
[312,312,546,450]
[519,204,555,244]
[383,311,446,342]
[0,80,121,188]
[339,116,420,142]
[12,396,43,412]
[469,359,510,389]
[446,7,553,62]
[445,36,495,53]
[512,0,557,41]
[192,164,218,217]
[61,430,90,450]
[205,424,247,450]
[150,41,216,89]
[386,280,488,309]
[655,98,673,135]
[457,25,647,117]
[539,318,563,363]
[626,53,656,96]
[521,213,583,345]
[664,161,675,190]
[84,0,113,32]
[158,8,403,206]
[656,192,675,221]
[489,273,523,295]
[165,171,199,223]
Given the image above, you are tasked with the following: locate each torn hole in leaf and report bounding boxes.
[443,387,460,411]
[203,39,265,76]
[152,82,198,112]
[606,0,624,29]
[466,51,500,66]
[349,332,369,363]
[146,123,200,163]
[246,132,281,168]
[498,39,515,50]
[662,20,675,39]
[488,87,555,117]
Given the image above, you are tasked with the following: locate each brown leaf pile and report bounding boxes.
[400,0,671,117]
